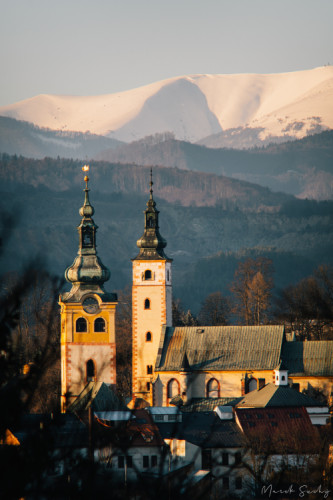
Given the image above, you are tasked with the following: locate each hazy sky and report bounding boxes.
[1,0,332,106]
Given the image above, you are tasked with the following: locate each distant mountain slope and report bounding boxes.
[0,155,292,210]
[1,67,332,145]
[97,131,333,200]
[0,116,122,159]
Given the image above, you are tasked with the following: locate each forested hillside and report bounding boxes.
[97,131,333,200]
[0,116,122,159]
[0,155,332,312]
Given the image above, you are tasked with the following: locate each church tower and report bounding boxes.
[132,170,172,405]
[59,171,117,412]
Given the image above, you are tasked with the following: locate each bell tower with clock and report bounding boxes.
[59,171,117,412]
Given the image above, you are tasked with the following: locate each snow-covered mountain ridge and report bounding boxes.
[1,66,332,144]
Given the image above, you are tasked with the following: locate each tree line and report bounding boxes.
[171,258,333,341]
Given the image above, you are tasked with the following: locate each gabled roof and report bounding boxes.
[156,412,243,448]
[127,409,165,447]
[236,383,325,408]
[67,382,127,412]
[282,340,333,376]
[235,407,320,454]
[156,325,285,372]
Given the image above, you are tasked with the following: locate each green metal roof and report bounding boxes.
[282,340,333,376]
[236,383,325,408]
[156,325,285,372]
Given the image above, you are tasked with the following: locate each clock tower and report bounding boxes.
[59,172,117,412]
[132,170,172,405]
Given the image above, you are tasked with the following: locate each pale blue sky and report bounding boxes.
[0,0,332,106]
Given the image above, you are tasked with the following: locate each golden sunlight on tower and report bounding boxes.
[59,171,117,412]
[132,170,172,405]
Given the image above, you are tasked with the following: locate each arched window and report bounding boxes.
[144,298,150,310]
[86,359,96,382]
[207,378,220,398]
[144,269,152,280]
[94,317,106,332]
[167,379,180,399]
[147,365,153,375]
[248,378,257,393]
[76,317,87,332]
[146,331,152,342]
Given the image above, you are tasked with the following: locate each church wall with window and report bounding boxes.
[154,370,276,406]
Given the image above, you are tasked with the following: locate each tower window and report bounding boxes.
[146,382,151,391]
[94,317,106,332]
[144,298,150,309]
[146,331,152,342]
[86,359,96,382]
[207,378,220,398]
[167,270,170,281]
[147,365,153,375]
[82,228,93,248]
[147,216,155,228]
[144,269,152,280]
[76,317,87,332]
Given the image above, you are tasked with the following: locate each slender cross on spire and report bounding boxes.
[149,168,153,200]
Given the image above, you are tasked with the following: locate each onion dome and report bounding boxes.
[65,175,110,286]
[133,169,171,261]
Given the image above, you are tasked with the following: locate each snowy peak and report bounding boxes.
[1,66,332,144]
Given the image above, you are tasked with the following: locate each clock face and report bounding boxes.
[82,297,99,314]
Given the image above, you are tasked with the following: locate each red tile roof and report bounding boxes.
[235,407,320,454]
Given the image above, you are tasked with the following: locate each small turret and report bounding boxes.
[274,360,289,386]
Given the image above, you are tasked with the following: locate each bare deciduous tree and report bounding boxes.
[198,291,230,326]
[230,257,273,325]
[274,265,333,340]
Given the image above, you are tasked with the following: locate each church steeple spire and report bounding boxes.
[134,169,171,261]
[62,169,111,300]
